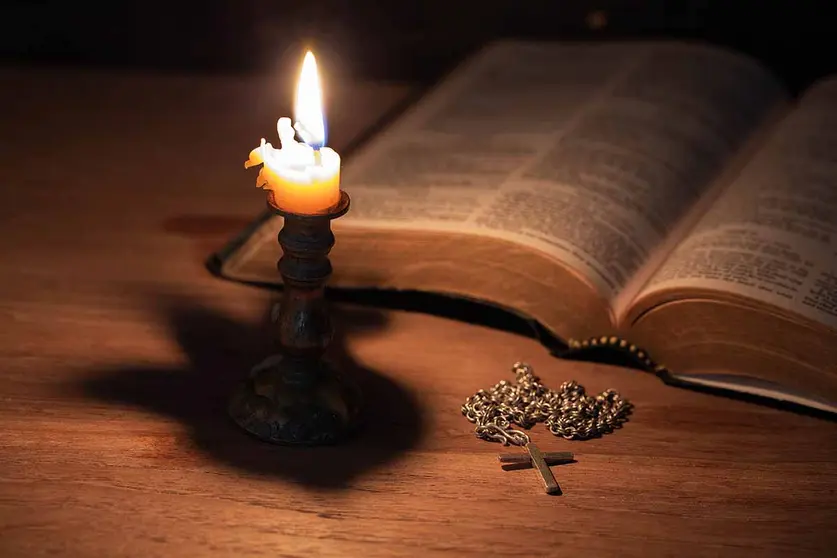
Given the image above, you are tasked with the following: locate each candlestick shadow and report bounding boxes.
[73,294,425,490]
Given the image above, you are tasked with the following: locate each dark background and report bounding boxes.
[0,0,834,94]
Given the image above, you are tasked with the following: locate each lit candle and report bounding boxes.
[245,51,341,214]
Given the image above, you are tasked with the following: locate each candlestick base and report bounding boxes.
[229,354,361,445]
[228,191,362,445]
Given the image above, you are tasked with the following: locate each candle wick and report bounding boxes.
[293,120,323,165]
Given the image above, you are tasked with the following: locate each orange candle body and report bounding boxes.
[259,164,340,215]
[245,116,341,214]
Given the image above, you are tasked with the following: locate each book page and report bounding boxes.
[339,41,785,302]
[640,77,837,331]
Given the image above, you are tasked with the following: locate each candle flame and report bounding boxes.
[294,51,326,148]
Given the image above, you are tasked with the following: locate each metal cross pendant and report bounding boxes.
[499,444,574,495]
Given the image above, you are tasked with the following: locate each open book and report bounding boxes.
[213,41,837,414]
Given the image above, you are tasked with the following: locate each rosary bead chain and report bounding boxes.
[462,362,633,446]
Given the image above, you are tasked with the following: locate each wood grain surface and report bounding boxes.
[0,67,835,558]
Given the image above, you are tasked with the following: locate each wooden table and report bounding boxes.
[1,66,836,558]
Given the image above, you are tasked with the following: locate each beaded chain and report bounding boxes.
[564,335,670,376]
[461,336,667,446]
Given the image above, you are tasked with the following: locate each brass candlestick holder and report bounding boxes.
[228,190,361,445]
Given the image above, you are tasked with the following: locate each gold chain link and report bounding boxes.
[462,362,634,446]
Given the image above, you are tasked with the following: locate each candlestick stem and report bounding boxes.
[228,191,361,445]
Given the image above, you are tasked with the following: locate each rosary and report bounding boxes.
[461,361,633,494]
